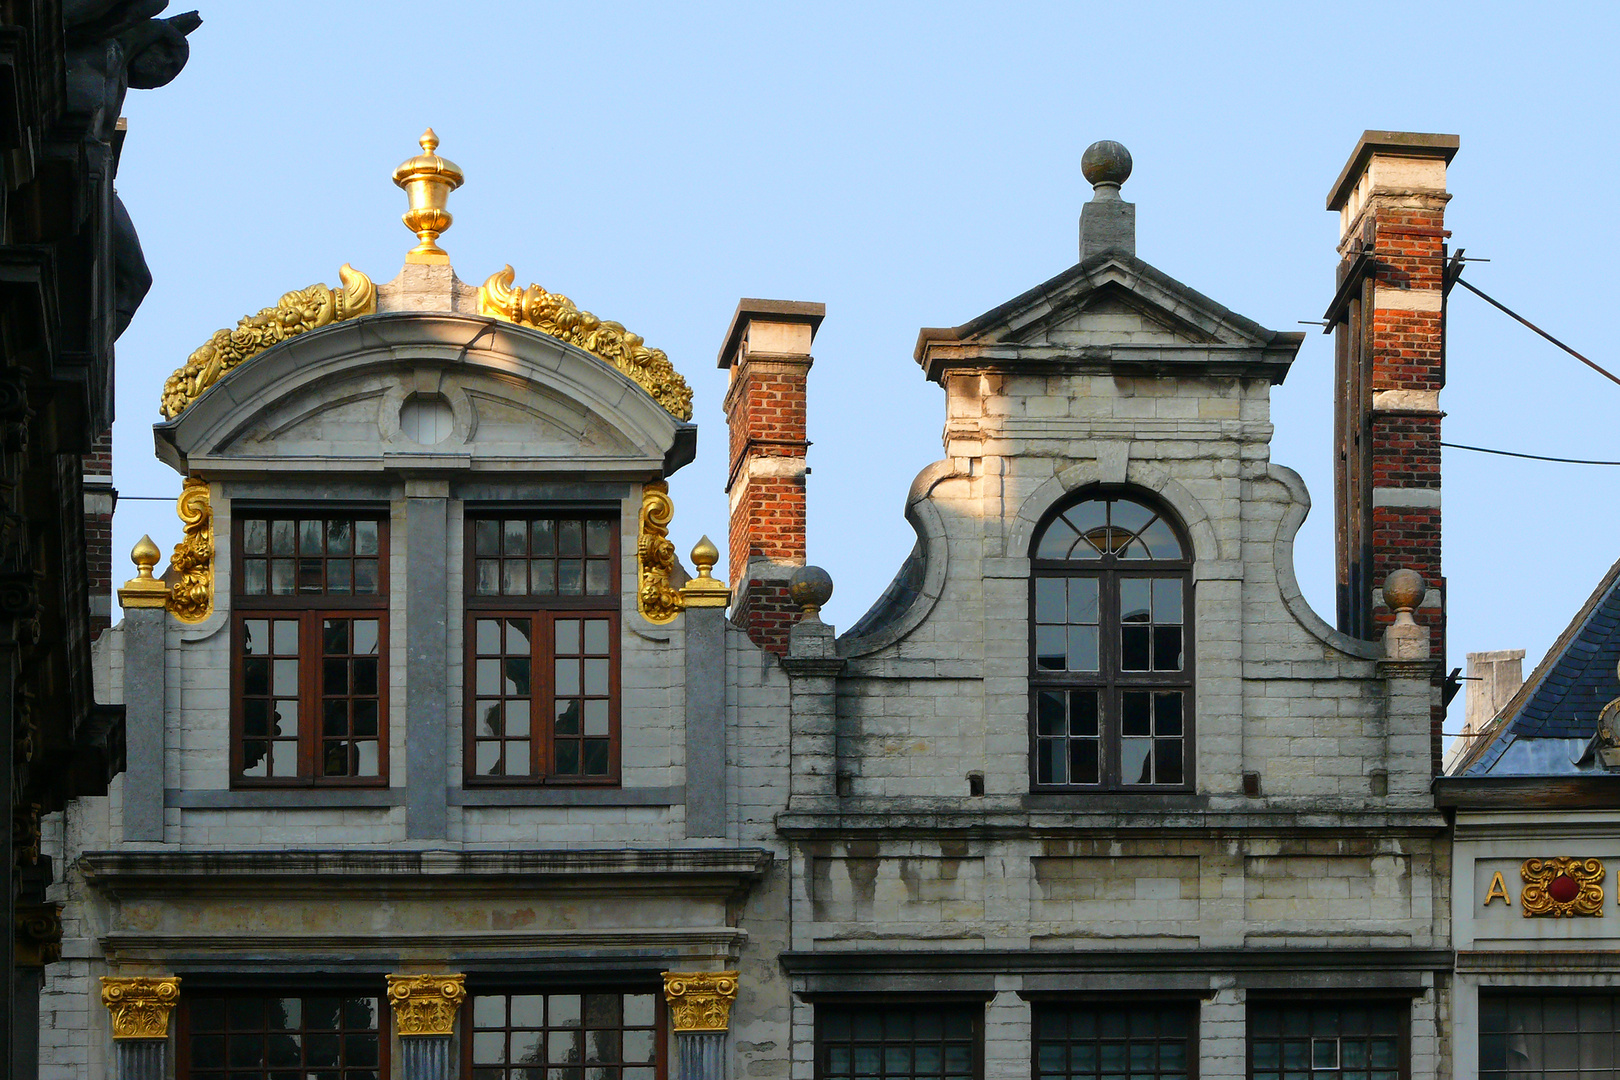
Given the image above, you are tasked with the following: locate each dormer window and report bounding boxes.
[465,512,620,785]
[232,511,390,785]
[1030,492,1193,791]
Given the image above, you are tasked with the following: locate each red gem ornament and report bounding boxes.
[1549,873,1581,904]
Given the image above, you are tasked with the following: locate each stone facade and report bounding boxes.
[39,134,1459,1080]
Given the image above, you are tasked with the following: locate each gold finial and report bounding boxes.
[681,534,730,609]
[392,128,465,265]
[119,536,169,609]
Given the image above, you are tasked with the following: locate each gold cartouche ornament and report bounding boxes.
[392,129,464,264]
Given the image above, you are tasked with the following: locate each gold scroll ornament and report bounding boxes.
[478,267,693,422]
[639,482,682,624]
[101,976,181,1039]
[1520,856,1604,917]
[662,971,738,1033]
[159,265,377,419]
[166,477,213,622]
[386,973,466,1036]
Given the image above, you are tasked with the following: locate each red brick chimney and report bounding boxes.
[83,428,115,637]
[1326,131,1457,770]
[718,299,824,655]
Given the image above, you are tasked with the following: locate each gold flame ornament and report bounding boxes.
[392,129,464,264]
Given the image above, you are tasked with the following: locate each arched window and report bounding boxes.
[1030,491,1193,790]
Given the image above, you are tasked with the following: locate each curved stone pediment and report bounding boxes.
[155,312,696,478]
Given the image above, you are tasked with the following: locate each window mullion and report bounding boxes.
[537,612,554,781]
[301,609,319,784]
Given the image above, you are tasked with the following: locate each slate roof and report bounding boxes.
[1460,555,1620,774]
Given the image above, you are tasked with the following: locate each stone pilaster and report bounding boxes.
[118,539,170,843]
[404,484,450,839]
[663,971,738,1080]
[387,972,466,1080]
[782,614,843,802]
[101,976,180,1080]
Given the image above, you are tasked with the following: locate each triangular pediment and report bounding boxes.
[916,252,1303,384]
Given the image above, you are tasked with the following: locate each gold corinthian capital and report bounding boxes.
[101,976,181,1039]
[662,971,739,1032]
[387,973,467,1036]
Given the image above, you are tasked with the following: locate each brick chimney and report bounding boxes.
[718,299,825,655]
[83,428,115,637]
[1326,131,1457,772]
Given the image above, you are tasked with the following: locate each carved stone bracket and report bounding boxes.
[639,482,683,624]
[160,265,376,419]
[387,973,467,1036]
[101,976,181,1039]
[15,901,62,967]
[166,478,213,622]
[1521,856,1605,917]
[478,266,693,421]
[662,971,738,1033]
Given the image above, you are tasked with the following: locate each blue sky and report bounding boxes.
[110,2,1620,734]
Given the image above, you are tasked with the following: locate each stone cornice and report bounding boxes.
[776,807,1447,839]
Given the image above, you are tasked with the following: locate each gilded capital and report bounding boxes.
[662,971,738,1033]
[15,902,62,967]
[387,973,466,1036]
[101,976,181,1039]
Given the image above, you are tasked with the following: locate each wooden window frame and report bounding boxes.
[1029,999,1199,1080]
[1246,997,1410,1080]
[461,984,667,1080]
[176,987,389,1080]
[463,509,622,787]
[813,999,986,1080]
[1028,489,1195,793]
[230,509,390,788]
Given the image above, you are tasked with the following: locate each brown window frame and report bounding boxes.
[813,999,985,1080]
[463,509,622,787]
[1030,998,1199,1080]
[176,987,389,1080]
[461,984,667,1080]
[1246,997,1409,1080]
[230,509,391,788]
[1029,488,1195,793]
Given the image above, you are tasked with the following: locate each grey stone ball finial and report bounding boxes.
[788,565,834,615]
[1081,140,1133,193]
[1382,568,1427,624]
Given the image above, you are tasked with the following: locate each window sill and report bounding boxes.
[168,788,405,809]
[450,785,683,808]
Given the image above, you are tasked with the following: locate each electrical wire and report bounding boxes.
[1442,441,1620,467]
[1453,276,1620,389]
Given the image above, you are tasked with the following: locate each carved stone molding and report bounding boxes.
[638,482,682,624]
[478,266,693,421]
[386,973,466,1036]
[15,901,62,967]
[662,971,738,1033]
[101,976,181,1039]
[160,265,376,419]
[1521,856,1604,917]
[166,478,213,622]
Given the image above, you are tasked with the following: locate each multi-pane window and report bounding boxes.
[1481,992,1620,1079]
[234,513,387,784]
[466,513,619,784]
[1249,1002,1404,1080]
[1030,493,1192,790]
[1034,1002,1194,1080]
[181,992,384,1080]
[816,1003,980,1080]
[468,990,661,1080]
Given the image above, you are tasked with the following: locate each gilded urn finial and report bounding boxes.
[392,129,465,265]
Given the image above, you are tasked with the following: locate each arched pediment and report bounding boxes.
[155,313,696,478]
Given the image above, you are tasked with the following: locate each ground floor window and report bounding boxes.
[816,1003,980,1080]
[468,989,663,1080]
[1482,991,1620,1078]
[1034,1001,1194,1080]
[180,992,384,1080]
[1248,1001,1404,1080]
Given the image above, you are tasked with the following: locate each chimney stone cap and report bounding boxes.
[717,299,826,369]
[1327,130,1459,212]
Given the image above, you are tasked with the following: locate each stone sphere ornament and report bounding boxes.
[788,565,834,614]
[1382,568,1427,615]
[1081,140,1133,189]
